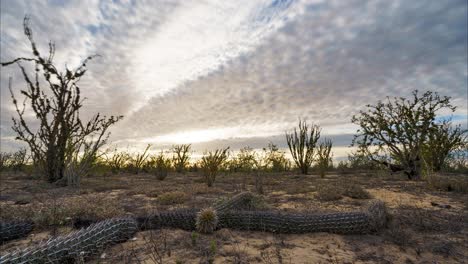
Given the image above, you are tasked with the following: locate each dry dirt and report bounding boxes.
[0,170,467,263]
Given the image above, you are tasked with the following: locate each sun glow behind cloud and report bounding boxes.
[130,0,301,112]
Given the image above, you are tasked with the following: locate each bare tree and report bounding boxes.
[1,17,122,184]
[286,119,321,174]
[351,90,464,180]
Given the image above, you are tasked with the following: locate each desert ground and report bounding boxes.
[0,170,466,264]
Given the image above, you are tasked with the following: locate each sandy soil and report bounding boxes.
[1,170,466,263]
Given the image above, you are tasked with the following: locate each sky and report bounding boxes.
[1,0,467,160]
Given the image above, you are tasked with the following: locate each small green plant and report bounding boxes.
[201,148,229,187]
[191,231,199,246]
[207,239,217,264]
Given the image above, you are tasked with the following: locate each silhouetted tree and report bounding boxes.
[1,17,122,184]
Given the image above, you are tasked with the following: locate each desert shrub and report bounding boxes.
[0,152,11,172]
[228,147,258,172]
[128,144,151,174]
[148,151,172,180]
[262,143,290,172]
[442,147,468,173]
[286,119,321,174]
[316,139,333,178]
[201,148,229,187]
[157,191,188,205]
[315,184,342,201]
[172,144,191,173]
[0,194,123,229]
[0,149,28,172]
[342,183,371,199]
[426,173,468,193]
[104,148,130,173]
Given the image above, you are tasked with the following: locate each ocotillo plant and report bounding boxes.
[200,148,229,187]
[129,144,151,174]
[317,138,333,178]
[172,144,191,173]
[286,119,321,174]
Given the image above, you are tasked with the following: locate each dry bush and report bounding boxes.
[426,173,468,193]
[342,183,371,199]
[172,144,192,173]
[201,148,229,187]
[128,144,151,174]
[104,148,130,173]
[315,184,343,201]
[0,194,123,229]
[148,151,172,180]
[157,191,188,205]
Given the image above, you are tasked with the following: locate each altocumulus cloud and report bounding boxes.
[1,0,467,159]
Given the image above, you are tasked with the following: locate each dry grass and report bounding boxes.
[1,170,466,263]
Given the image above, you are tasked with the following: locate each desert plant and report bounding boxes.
[352,90,464,180]
[201,148,229,187]
[0,217,137,263]
[444,146,468,173]
[316,139,333,178]
[286,119,321,174]
[196,207,219,234]
[149,151,172,180]
[421,120,467,172]
[228,146,258,172]
[129,144,151,174]
[1,148,28,173]
[262,142,290,172]
[1,17,122,184]
[0,152,12,172]
[104,149,130,174]
[172,144,191,173]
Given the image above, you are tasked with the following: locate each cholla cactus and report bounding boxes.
[196,208,218,234]
[0,217,136,264]
[217,200,387,234]
[0,220,34,243]
[213,192,256,212]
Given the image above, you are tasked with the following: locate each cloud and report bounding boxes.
[1,0,466,159]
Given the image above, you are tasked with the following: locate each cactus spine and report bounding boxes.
[0,221,34,243]
[0,217,137,264]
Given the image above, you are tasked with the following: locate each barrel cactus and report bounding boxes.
[0,217,137,264]
[0,220,34,243]
[196,207,218,234]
